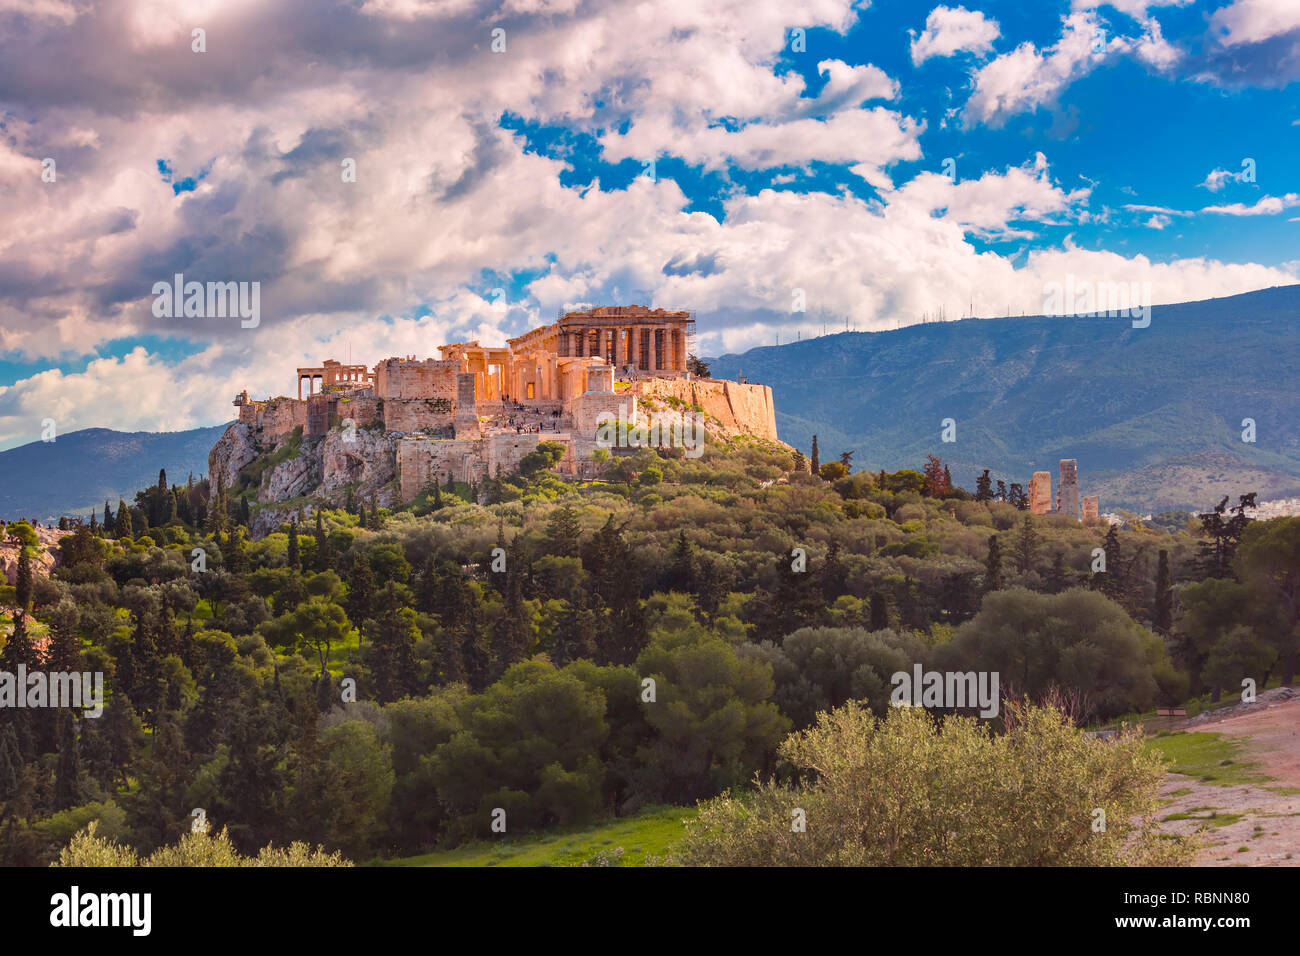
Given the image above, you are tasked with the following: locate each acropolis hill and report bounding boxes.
[209,305,779,531]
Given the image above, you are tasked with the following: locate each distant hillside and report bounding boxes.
[0,425,231,522]
[707,285,1300,512]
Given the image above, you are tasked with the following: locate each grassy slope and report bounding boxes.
[372,805,695,867]
[1144,731,1268,787]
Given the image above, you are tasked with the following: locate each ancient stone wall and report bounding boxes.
[454,372,481,438]
[1082,495,1100,520]
[337,395,382,429]
[631,378,779,442]
[247,397,307,442]
[395,433,567,499]
[571,390,635,439]
[382,397,457,435]
[373,358,460,400]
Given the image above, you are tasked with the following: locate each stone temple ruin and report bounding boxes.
[1028,459,1100,520]
[215,306,779,517]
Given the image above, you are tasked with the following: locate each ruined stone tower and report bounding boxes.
[1057,459,1081,519]
[1029,471,1052,515]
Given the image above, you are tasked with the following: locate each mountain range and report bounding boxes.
[707,284,1300,513]
[0,425,231,523]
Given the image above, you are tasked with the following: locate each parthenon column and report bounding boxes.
[650,327,660,371]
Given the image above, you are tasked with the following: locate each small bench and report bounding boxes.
[1156,707,1187,717]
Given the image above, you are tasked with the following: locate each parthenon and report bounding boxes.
[439,304,695,403]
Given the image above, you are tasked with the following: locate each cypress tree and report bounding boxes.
[1154,549,1173,635]
[287,520,300,570]
[810,435,820,476]
[869,592,889,630]
[546,503,582,558]
[1047,551,1068,593]
[315,510,331,571]
[347,554,375,625]
[114,498,132,539]
[984,534,1003,593]
[1100,526,1122,595]
[1013,514,1039,574]
[53,713,88,810]
[15,545,32,617]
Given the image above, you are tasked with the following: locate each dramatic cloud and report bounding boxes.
[0,0,1294,446]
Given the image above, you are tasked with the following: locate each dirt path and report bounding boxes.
[1157,691,1300,866]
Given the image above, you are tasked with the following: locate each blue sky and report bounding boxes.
[0,0,1297,447]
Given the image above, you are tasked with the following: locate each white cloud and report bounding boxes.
[1198,166,1250,191]
[1132,16,1182,70]
[910,5,1000,65]
[891,153,1091,240]
[1070,0,1192,19]
[964,13,1119,127]
[1201,193,1300,215]
[1209,0,1300,47]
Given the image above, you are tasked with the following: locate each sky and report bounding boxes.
[0,0,1298,448]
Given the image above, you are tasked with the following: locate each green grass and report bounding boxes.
[1145,732,1268,786]
[1161,811,1245,829]
[371,805,694,867]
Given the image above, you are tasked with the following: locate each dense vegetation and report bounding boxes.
[0,433,1293,865]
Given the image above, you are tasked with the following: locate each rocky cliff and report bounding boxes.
[209,420,403,536]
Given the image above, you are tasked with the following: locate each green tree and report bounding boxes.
[984,534,1003,593]
[1013,514,1039,575]
[939,587,1166,719]
[635,623,789,804]
[54,713,88,811]
[1153,549,1173,635]
[1236,516,1300,685]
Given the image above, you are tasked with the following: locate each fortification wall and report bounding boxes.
[631,378,779,442]
[395,433,564,499]
[382,397,457,434]
[336,395,382,429]
[243,397,307,442]
[373,358,460,400]
[571,391,635,439]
